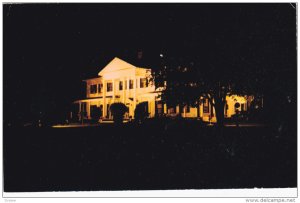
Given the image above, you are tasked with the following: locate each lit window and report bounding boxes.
[107,82,113,92]
[168,105,176,114]
[203,99,209,113]
[90,84,97,94]
[129,80,134,89]
[140,78,148,88]
[241,103,245,111]
[119,81,123,90]
[156,101,163,115]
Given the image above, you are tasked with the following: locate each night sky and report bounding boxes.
[3,3,296,124]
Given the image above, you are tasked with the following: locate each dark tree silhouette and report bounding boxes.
[152,5,295,126]
[110,103,128,125]
[90,106,101,123]
[153,43,266,127]
[134,102,149,124]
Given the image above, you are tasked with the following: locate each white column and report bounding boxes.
[103,79,106,118]
[136,77,140,89]
[113,79,116,103]
[126,77,129,97]
[122,78,125,103]
[127,78,130,97]
[133,76,137,118]
[151,98,155,117]
[126,78,130,116]
[87,102,90,119]
[200,98,203,118]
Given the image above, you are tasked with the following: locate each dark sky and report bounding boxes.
[3,3,296,123]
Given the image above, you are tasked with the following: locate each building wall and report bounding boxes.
[76,66,156,120]
[225,95,248,118]
[74,58,252,122]
[85,78,102,99]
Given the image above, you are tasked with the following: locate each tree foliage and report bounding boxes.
[90,106,102,123]
[134,102,149,124]
[110,103,128,125]
[152,5,295,126]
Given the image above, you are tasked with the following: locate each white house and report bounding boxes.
[73,57,252,122]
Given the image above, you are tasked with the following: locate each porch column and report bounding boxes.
[103,79,106,118]
[133,76,137,117]
[112,79,116,103]
[127,78,131,117]
[122,78,125,103]
[87,101,90,119]
[151,97,155,117]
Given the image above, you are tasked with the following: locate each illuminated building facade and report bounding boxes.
[74,57,253,122]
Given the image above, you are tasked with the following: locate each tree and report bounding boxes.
[151,6,279,126]
[150,5,295,127]
[153,47,266,127]
[110,103,128,125]
[152,55,201,116]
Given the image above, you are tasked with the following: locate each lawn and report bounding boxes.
[3,120,297,192]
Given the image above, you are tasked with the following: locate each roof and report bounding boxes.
[98,57,137,76]
[82,77,101,82]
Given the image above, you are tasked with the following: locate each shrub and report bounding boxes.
[90,106,101,123]
[110,103,128,125]
[134,102,149,124]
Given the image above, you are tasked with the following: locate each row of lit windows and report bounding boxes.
[90,78,149,94]
[90,84,103,94]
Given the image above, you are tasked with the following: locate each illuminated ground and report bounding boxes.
[52,122,265,128]
[4,121,296,192]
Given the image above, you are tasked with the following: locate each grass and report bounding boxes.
[3,120,297,192]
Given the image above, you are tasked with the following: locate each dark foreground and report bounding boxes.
[4,120,297,192]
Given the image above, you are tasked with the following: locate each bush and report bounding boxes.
[134,102,149,124]
[90,106,102,123]
[110,103,128,125]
